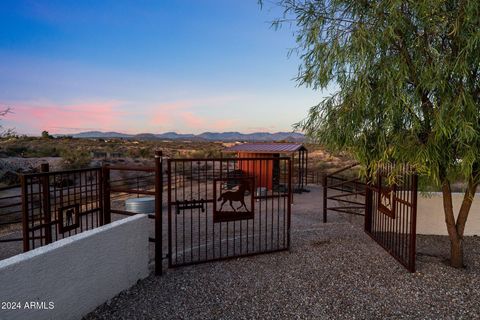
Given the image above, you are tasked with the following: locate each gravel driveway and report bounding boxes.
[85,186,480,319]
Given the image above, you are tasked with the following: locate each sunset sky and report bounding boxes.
[0,0,326,135]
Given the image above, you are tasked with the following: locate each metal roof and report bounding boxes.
[222,143,307,154]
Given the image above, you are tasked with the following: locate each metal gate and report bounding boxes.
[20,164,104,251]
[364,163,418,272]
[102,151,163,275]
[167,157,292,267]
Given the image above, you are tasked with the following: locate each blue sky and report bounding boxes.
[0,0,326,135]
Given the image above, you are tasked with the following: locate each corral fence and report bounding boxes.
[322,163,366,223]
[0,164,160,248]
[5,153,166,274]
[2,152,293,276]
[305,170,323,185]
[0,184,22,243]
[323,162,418,272]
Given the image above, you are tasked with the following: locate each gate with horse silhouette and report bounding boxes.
[167,157,292,267]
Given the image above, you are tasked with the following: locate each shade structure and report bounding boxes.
[223,143,308,192]
[223,143,306,154]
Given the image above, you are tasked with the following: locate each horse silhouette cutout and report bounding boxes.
[380,188,393,209]
[218,180,251,212]
[65,208,74,225]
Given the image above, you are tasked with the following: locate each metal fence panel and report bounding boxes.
[365,163,418,272]
[21,167,104,251]
[167,157,292,267]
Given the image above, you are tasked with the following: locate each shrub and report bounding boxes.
[60,149,92,169]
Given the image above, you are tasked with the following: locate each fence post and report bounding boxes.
[287,158,292,250]
[305,151,308,188]
[102,165,111,224]
[364,181,373,233]
[322,175,328,223]
[409,172,419,272]
[364,164,375,233]
[167,159,173,268]
[98,167,104,226]
[20,175,30,252]
[40,163,52,245]
[154,150,163,276]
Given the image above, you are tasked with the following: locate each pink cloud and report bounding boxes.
[176,113,236,132]
[6,100,127,134]
[246,126,278,133]
[180,112,205,129]
[212,119,235,131]
[149,96,238,129]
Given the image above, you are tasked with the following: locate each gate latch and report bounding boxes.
[175,199,206,215]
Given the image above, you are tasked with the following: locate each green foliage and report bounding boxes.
[60,149,92,169]
[41,130,53,139]
[3,145,28,157]
[187,148,223,159]
[31,146,61,157]
[2,145,61,157]
[271,0,480,187]
[126,147,154,159]
[139,148,153,158]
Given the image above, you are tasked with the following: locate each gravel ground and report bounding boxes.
[85,186,480,320]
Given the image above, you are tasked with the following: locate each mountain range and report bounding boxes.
[64,131,305,142]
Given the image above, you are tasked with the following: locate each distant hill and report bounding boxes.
[67,131,304,142]
[70,131,133,139]
[156,132,196,140]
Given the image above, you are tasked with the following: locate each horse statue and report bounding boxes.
[218,180,251,212]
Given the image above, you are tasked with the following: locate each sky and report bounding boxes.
[0,0,328,135]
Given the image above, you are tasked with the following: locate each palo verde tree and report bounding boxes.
[267,0,480,267]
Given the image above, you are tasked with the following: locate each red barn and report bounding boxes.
[222,143,308,192]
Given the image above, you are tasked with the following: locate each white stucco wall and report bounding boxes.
[0,214,149,320]
[417,192,480,236]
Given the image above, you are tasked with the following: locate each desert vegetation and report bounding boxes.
[0,135,355,188]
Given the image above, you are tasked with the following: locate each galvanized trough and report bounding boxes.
[125,197,155,214]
